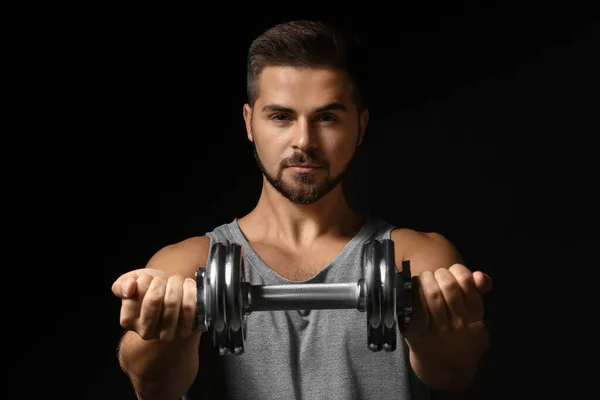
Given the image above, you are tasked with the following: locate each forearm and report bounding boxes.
[118,330,202,400]
[406,321,490,393]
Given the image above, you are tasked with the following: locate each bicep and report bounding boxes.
[421,232,464,269]
[145,236,211,279]
[392,229,463,275]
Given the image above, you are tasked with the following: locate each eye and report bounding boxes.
[270,114,290,121]
[318,113,337,122]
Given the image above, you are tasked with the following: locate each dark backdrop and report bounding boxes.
[24,3,598,399]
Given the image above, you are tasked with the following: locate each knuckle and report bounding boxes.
[179,316,194,333]
[453,317,467,331]
[184,279,197,298]
[420,270,434,280]
[162,309,178,326]
[120,316,133,329]
[137,274,154,286]
[139,310,156,327]
[138,329,152,340]
[455,272,472,287]
[163,295,179,309]
[433,269,449,282]
[448,263,461,272]
[153,276,168,288]
[146,275,163,285]
[145,288,165,304]
[159,330,174,342]
[428,285,444,302]
[433,267,448,279]
[135,276,152,294]
[181,300,195,315]
[169,274,185,283]
[438,278,454,292]
[449,267,475,288]
[433,269,454,290]
[448,263,467,273]
[160,309,174,323]
[434,323,451,334]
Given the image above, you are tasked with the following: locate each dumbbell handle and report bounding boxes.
[244,281,366,313]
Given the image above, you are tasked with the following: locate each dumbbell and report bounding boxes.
[194,239,412,356]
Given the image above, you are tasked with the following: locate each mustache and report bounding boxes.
[281,151,328,168]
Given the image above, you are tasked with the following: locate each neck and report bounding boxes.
[248,178,363,248]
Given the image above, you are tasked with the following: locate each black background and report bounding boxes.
[19,2,598,399]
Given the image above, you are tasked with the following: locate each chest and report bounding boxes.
[249,240,350,282]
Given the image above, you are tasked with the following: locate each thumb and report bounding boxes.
[111,269,145,298]
[473,271,493,295]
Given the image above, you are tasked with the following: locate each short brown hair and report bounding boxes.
[246,20,368,109]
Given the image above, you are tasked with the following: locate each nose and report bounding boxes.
[290,119,317,151]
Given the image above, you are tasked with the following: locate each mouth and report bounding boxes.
[287,164,322,172]
[289,163,321,168]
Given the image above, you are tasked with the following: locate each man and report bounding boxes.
[112,20,492,400]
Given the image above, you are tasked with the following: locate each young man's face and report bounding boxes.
[243,65,369,204]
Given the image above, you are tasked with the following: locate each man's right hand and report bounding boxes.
[112,268,198,341]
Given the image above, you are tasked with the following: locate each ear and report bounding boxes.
[243,103,254,142]
[358,107,369,146]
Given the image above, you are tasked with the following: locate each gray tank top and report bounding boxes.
[187,215,428,400]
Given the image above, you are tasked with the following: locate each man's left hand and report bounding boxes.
[403,264,492,342]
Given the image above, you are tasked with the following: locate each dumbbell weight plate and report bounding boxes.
[364,239,383,351]
[195,268,209,331]
[207,242,229,355]
[225,242,246,355]
[379,240,397,351]
[204,242,247,356]
[364,239,399,352]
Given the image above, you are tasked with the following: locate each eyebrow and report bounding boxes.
[261,102,348,114]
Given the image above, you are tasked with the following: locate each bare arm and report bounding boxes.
[392,229,492,394]
[118,330,200,399]
[114,236,210,400]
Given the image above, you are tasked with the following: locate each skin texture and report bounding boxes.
[246,66,365,206]
[112,65,492,399]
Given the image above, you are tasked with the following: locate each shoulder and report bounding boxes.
[390,228,463,275]
[145,235,212,279]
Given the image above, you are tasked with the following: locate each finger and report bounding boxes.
[120,274,152,330]
[159,275,184,341]
[138,276,167,340]
[112,273,141,298]
[473,271,493,294]
[419,270,451,334]
[121,277,138,298]
[178,277,197,338]
[112,268,171,297]
[449,264,484,322]
[434,268,468,331]
[120,297,142,330]
[135,274,154,298]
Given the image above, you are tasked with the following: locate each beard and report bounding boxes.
[251,142,356,205]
